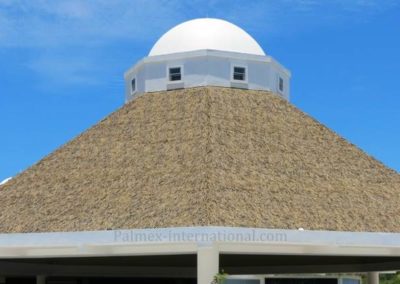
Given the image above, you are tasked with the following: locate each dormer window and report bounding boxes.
[233,66,246,81]
[169,67,182,81]
[279,77,284,92]
[131,78,136,93]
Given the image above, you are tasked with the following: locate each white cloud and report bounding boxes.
[0,0,189,88]
[42,0,91,19]
[0,0,397,88]
[27,52,100,86]
[0,0,397,48]
[0,0,188,47]
[217,0,398,37]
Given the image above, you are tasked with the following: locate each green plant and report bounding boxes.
[212,270,228,284]
[380,272,400,284]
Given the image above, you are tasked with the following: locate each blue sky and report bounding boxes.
[0,0,399,181]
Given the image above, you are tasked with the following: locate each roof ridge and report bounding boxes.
[190,87,217,226]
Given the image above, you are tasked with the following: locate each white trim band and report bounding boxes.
[0,227,400,259]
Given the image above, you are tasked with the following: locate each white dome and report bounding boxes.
[149,18,265,56]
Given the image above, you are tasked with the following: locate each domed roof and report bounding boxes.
[149,18,265,56]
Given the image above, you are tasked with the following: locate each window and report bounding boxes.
[225,279,260,284]
[169,67,181,81]
[342,279,361,284]
[266,278,338,284]
[233,66,246,81]
[131,78,136,93]
[279,77,284,92]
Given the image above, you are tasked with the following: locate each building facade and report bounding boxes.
[124,18,291,102]
[0,18,399,284]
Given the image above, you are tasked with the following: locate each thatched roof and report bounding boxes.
[1,87,399,233]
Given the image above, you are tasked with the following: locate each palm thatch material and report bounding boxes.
[0,87,399,233]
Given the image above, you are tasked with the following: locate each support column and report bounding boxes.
[367,272,379,284]
[36,275,46,284]
[197,244,219,284]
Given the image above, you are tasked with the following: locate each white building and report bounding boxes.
[124,18,291,102]
[0,17,399,284]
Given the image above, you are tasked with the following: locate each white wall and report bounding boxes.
[124,50,291,102]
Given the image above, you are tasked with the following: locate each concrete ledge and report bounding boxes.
[0,227,400,258]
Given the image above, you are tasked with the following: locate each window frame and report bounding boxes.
[167,65,183,82]
[231,64,248,83]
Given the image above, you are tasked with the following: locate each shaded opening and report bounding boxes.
[0,255,197,279]
[169,67,182,81]
[131,78,136,93]
[4,277,196,284]
[279,77,284,92]
[220,254,400,274]
[4,278,35,284]
[233,66,246,81]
